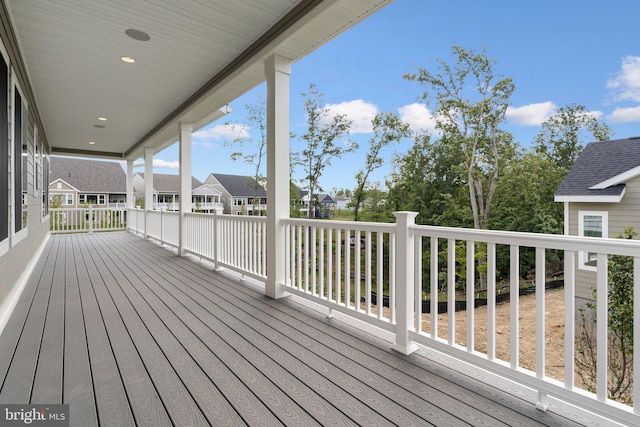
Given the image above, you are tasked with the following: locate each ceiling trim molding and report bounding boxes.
[51,146,124,159]
[125,0,325,158]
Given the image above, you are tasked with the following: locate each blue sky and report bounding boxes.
[146,0,640,193]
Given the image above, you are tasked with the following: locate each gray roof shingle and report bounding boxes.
[555,137,640,198]
[49,157,126,193]
[210,173,266,197]
[138,173,203,192]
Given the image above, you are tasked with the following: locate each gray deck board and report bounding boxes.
[0,232,607,426]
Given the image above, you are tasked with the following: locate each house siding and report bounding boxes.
[568,175,640,300]
[0,9,50,313]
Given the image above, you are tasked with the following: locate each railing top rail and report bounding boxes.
[217,214,267,223]
[412,224,640,256]
[283,217,396,233]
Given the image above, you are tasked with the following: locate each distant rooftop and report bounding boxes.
[209,173,266,197]
[49,157,125,193]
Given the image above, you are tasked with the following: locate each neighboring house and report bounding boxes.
[133,173,223,213]
[49,157,127,209]
[298,189,335,218]
[205,173,267,215]
[555,136,640,302]
[334,195,352,211]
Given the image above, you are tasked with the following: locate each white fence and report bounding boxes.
[125,208,639,425]
[50,207,127,233]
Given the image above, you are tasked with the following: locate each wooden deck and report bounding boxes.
[0,232,607,426]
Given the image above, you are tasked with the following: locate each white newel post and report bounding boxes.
[179,121,193,256]
[144,147,154,239]
[392,211,419,355]
[265,54,291,299]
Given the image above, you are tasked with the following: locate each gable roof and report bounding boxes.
[137,173,203,193]
[209,173,266,197]
[49,156,126,193]
[192,184,222,196]
[555,137,640,203]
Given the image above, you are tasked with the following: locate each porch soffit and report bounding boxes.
[5,0,392,161]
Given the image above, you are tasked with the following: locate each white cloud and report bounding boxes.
[608,105,640,123]
[153,159,179,169]
[397,103,438,134]
[193,124,248,141]
[323,100,378,134]
[607,56,640,102]
[505,102,557,126]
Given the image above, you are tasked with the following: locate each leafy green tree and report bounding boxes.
[353,112,410,221]
[387,132,470,226]
[489,151,564,235]
[405,45,515,229]
[224,96,267,207]
[299,83,355,218]
[533,103,612,171]
[577,227,635,404]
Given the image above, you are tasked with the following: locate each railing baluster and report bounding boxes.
[430,237,438,338]
[487,242,496,360]
[564,250,575,389]
[414,235,422,330]
[365,231,372,315]
[510,245,520,368]
[448,238,455,345]
[535,247,548,410]
[467,240,475,353]
[311,225,317,296]
[355,231,361,312]
[596,252,608,403]
[335,228,342,305]
[389,233,395,324]
[319,227,325,298]
[345,229,351,309]
[327,228,333,302]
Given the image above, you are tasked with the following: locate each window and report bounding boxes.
[579,211,608,270]
[233,198,246,206]
[79,194,104,205]
[42,154,49,218]
[65,194,73,205]
[0,51,8,250]
[13,80,28,239]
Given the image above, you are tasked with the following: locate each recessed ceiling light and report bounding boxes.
[125,29,150,42]
[89,141,96,145]
[121,56,136,63]
[98,117,107,121]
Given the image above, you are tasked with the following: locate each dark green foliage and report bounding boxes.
[576,227,635,404]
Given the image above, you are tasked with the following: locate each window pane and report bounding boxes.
[583,215,602,238]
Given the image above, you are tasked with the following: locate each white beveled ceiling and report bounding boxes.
[5,0,391,160]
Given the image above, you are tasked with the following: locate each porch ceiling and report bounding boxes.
[4,0,391,160]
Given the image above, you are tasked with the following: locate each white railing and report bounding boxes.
[50,207,127,233]
[124,208,639,425]
[283,217,397,332]
[108,202,127,209]
[193,202,223,212]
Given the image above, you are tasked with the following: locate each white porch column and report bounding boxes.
[126,159,134,209]
[144,147,154,239]
[265,54,291,299]
[179,121,193,256]
[392,211,419,355]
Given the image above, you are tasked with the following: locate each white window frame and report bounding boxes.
[578,211,608,271]
[0,41,8,258]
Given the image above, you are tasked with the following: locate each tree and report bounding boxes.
[224,96,267,212]
[299,83,355,218]
[533,103,612,171]
[404,45,515,229]
[353,112,410,221]
[576,227,635,404]
[387,132,470,226]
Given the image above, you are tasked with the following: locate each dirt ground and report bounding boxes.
[421,287,566,381]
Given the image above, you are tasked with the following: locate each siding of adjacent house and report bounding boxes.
[568,175,640,300]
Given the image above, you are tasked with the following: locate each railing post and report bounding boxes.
[213,210,221,271]
[88,205,93,234]
[392,211,419,355]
